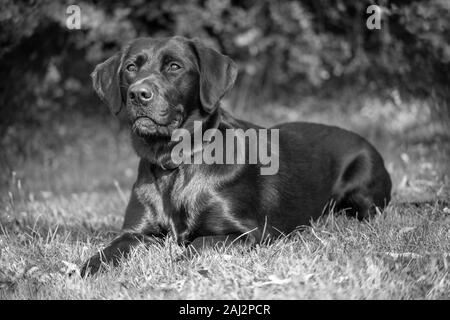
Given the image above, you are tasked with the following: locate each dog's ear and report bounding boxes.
[191,39,238,113]
[91,52,124,115]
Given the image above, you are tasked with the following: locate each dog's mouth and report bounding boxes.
[132,116,181,137]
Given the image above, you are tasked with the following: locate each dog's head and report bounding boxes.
[91,36,237,138]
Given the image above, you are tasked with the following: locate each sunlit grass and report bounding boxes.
[1,193,449,299]
[0,95,449,299]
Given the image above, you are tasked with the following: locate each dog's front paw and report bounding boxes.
[80,253,104,277]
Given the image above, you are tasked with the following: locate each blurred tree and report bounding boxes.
[0,0,449,137]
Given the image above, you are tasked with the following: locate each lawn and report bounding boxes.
[0,95,449,299]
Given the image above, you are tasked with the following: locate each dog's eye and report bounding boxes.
[126,64,137,72]
[168,63,181,71]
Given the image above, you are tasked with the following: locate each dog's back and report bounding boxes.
[271,122,391,222]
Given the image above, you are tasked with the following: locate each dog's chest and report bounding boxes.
[134,166,214,240]
[134,163,253,242]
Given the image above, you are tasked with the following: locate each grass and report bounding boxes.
[0,94,449,299]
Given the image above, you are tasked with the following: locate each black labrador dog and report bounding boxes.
[81,36,391,276]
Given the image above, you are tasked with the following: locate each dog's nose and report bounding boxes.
[129,84,153,105]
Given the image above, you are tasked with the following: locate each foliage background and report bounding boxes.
[1,0,449,129]
[0,0,449,192]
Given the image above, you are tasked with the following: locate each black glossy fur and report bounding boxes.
[81,36,391,276]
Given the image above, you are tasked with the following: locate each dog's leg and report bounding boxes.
[333,150,382,220]
[340,191,374,220]
[80,232,160,277]
[80,183,166,277]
